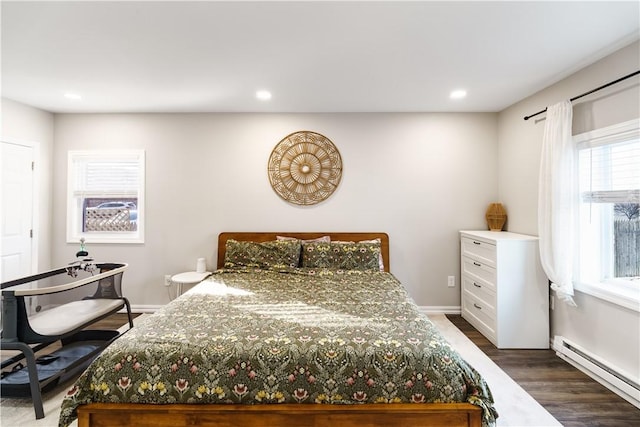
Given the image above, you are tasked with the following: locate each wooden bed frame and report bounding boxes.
[77,232,482,427]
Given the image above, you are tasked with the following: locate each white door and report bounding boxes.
[1,141,34,283]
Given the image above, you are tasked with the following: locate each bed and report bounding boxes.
[61,232,497,427]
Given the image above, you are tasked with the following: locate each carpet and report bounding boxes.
[1,314,561,426]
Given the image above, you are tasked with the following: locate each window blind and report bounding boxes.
[70,152,142,197]
[579,136,640,204]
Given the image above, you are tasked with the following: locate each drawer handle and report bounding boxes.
[473,282,481,288]
[473,262,481,267]
[473,303,482,310]
[473,241,481,245]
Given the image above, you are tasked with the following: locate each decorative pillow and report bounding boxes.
[333,238,385,271]
[224,239,301,270]
[276,236,331,267]
[276,235,331,243]
[301,241,381,271]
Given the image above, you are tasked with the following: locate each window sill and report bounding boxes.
[574,280,640,313]
[66,232,144,245]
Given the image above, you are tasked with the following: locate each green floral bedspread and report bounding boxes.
[59,268,497,426]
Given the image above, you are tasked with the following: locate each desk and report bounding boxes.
[171,271,211,297]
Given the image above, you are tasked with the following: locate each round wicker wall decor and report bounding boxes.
[267,131,342,206]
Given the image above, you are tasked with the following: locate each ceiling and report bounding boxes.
[2,1,639,114]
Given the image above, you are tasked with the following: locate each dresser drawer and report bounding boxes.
[462,256,496,289]
[462,289,496,342]
[461,237,496,268]
[462,275,495,304]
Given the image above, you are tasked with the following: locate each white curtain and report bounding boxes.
[538,100,577,306]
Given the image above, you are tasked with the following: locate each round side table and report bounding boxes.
[171,271,211,296]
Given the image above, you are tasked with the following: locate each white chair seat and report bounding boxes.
[28,299,125,336]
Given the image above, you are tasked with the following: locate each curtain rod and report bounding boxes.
[523,70,640,121]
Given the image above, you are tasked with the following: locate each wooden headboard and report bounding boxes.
[217,232,390,272]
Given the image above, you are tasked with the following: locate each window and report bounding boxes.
[67,150,145,244]
[575,119,640,310]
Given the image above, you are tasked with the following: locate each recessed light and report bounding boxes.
[64,93,82,100]
[450,89,467,99]
[256,90,272,100]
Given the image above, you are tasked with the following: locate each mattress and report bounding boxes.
[59,268,497,427]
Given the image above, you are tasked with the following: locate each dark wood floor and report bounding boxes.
[91,312,141,330]
[446,314,640,427]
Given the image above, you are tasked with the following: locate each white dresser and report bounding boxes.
[460,230,549,349]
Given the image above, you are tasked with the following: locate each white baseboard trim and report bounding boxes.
[418,306,461,315]
[120,304,162,314]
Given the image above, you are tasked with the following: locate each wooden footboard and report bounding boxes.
[78,402,482,427]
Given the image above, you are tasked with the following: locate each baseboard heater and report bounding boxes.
[553,336,640,409]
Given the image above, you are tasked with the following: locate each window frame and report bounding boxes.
[573,118,640,312]
[66,149,145,244]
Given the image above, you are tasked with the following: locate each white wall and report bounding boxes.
[1,98,55,272]
[497,41,640,378]
[51,112,498,308]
